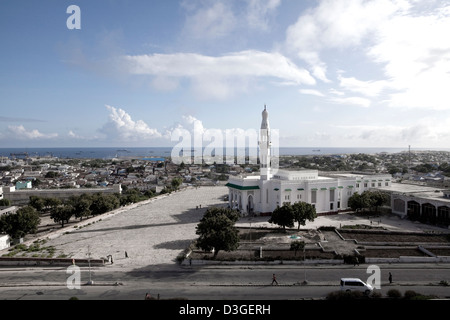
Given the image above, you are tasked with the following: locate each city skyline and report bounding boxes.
[1,0,450,149]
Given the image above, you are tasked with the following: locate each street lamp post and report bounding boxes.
[87,245,94,285]
[302,246,308,285]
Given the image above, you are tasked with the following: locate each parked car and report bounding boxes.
[340,278,373,295]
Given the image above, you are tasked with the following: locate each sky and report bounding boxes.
[1,0,450,149]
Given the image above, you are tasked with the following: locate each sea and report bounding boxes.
[1,147,449,160]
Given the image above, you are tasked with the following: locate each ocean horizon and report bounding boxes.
[1,146,450,160]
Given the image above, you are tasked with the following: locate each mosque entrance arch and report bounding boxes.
[421,203,436,224]
[407,201,420,221]
[437,206,450,227]
[247,195,254,215]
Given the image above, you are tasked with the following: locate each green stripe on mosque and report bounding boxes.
[225,183,260,190]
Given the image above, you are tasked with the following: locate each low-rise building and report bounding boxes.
[382,183,450,227]
[15,181,32,190]
[0,184,122,205]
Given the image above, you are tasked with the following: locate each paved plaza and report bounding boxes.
[39,186,229,268]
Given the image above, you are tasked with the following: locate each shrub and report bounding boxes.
[371,291,383,299]
[387,289,402,298]
[326,290,365,300]
[404,290,418,300]
[343,254,365,264]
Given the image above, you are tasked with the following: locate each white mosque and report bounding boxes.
[226,106,392,216]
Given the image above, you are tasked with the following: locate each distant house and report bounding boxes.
[15,181,32,190]
[0,235,10,250]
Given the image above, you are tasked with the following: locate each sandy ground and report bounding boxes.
[5,186,449,269]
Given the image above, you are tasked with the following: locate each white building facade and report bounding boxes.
[226,107,392,216]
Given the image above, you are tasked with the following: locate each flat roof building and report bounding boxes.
[378,183,450,227]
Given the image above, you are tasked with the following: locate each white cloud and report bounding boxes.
[246,0,281,31]
[367,4,450,110]
[330,96,371,108]
[284,0,410,82]
[335,117,450,147]
[7,125,58,140]
[122,50,315,99]
[182,1,237,39]
[286,1,450,110]
[100,105,162,142]
[180,115,206,138]
[329,88,345,96]
[182,0,281,39]
[338,76,390,97]
[300,89,324,97]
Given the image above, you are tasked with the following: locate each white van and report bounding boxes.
[340,278,373,295]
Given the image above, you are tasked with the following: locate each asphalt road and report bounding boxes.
[0,263,449,300]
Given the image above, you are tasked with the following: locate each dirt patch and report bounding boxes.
[238,228,323,243]
[363,248,427,258]
[189,227,333,261]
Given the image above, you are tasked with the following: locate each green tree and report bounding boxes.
[68,194,92,221]
[44,197,62,212]
[90,193,120,215]
[29,196,45,211]
[368,190,389,214]
[195,207,240,258]
[292,201,317,230]
[0,206,41,239]
[348,192,369,212]
[171,177,183,190]
[121,188,141,205]
[268,203,295,232]
[45,171,59,179]
[0,198,11,206]
[51,204,74,228]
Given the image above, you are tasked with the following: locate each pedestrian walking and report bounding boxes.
[271,273,278,285]
[389,272,393,284]
[145,292,151,300]
[353,256,359,266]
[125,251,128,258]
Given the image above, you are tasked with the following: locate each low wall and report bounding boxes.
[366,256,450,264]
[0,257,104,267]
[181,258,344,266]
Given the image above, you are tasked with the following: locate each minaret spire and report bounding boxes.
[259,105,271,180]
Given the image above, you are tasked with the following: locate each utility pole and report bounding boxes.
[408,145,411,172]
[302,246,308,285]
[87,245,94,285]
